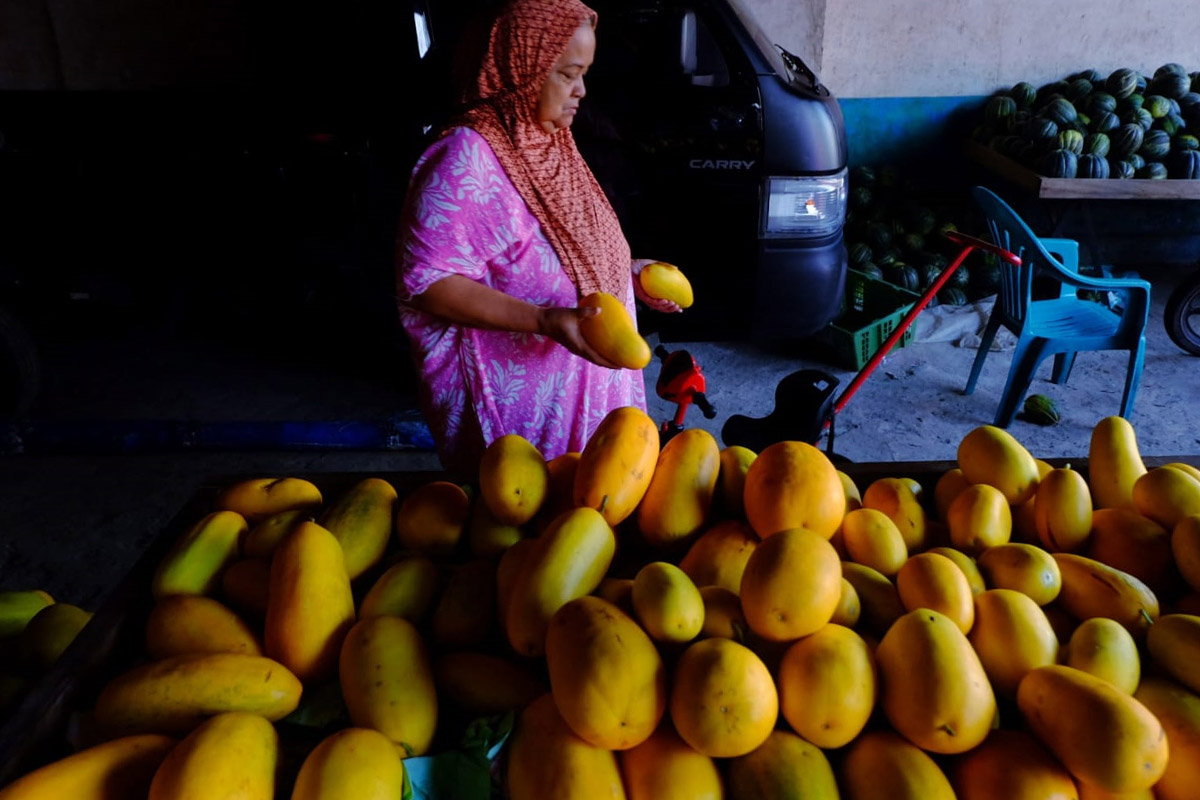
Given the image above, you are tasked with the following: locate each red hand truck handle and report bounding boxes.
[828,233,1021,421]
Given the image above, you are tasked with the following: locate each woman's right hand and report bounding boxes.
[538,306,623,369]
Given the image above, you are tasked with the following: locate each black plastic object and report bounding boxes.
[1165,266,1200,356]
[720,368,838,452]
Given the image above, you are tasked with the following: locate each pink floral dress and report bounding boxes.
[397,127,647,473]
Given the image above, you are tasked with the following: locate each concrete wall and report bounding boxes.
[753,0,1200,99]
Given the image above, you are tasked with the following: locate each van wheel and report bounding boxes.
[0,304,40,416]
[1165,268,1200,356]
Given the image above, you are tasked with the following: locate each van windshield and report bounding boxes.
[719,0,790,77]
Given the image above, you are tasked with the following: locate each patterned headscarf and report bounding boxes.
[455,0,631,300]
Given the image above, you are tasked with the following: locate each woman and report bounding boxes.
[396,0,677,475]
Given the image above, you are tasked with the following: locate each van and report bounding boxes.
[413,0,850,342]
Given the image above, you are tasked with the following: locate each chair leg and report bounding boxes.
[965,315,1003,395]
[1051,351,1076,384]
[994,338,1047,428]
[1119,338,1146,419]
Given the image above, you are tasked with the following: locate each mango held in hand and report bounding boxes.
[577,292,652,369]
[637,262,694,308]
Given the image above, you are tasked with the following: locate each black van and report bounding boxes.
[413,0,850,342]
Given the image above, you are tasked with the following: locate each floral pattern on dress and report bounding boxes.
[397,127,647,472]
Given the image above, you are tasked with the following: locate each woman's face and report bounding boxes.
[536,21,595,134]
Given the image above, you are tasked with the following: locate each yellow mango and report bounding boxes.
[1035,466,1093,552]
[947,483,1012,554]
[505,507,615,657]
[1086,507,1172,591]
[950,729,1081,800]
[495,538,539,623]
[726,730,839,800]
[290,727,405,800]
[506,693,625,800]
[1088,416,1146,510]
[577,291,652,369]
[977,542,1062,605]
[594,577,635,615]
[740,528,840,641]
[478,434,548,526]
[896,552,975,633]
[636,428,720,548]
[933,468,971,522]
[620,722,722,800]
[1174,514,1200,592]
[151,510,247,598]
[264,521,356,684]
[698,585,747,640]
[968,588,1059,697]
[93,653,301,736]
[144,595,261,659]
[1145,613,1200,694]
[1132,677,1200,800]
[431,559,497,647]
[842,507,908,576]
[0,734,174,800]
[1132,465,1200,530]
[545,596,666,750]
[839,730,956,800]
[1066,616,1140,694]
[573,406,659,527]
[876,608,996,754]
[242,508,311,559]
[926,546,988,595]
[433,651,545,716]
[637,261,694,308]
[17,602,92,671]
[744,441,844,541]
[716,445,756,518]
[1017,664,1167,793]
[339,615,437,757]
[0,590,54,638]
[677,519,758,594]
[319,477,397,580]
[358,555,440,623]
[531,451,581,536]
[632,562,704,644]
[467,499,524,559]
[958,424,1039,504]
[863,476,927,551]
[213,477,322,520]
[148,712,276,800]
[394,481,469,557]
[669,638,778,758]
[830,577,861,628]
[1054,553,1159,636]
[777,623,875,749]
[841,561,905,636]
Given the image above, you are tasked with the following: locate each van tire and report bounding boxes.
[1165,267,1200,356]
[0,304,40,416]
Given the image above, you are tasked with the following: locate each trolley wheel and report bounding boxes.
[1165,268,1200,356]
[0,304,40,416]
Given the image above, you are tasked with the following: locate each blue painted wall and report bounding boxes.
[840,95,988,170]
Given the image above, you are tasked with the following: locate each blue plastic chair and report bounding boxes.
[965,186,1151,427]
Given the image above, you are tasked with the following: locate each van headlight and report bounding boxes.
[760,170,847,239]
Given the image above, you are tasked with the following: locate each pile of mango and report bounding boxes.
[2,408,1200,800]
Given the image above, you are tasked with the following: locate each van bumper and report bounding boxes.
[750,234,847,340]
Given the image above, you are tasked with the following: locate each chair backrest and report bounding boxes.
[972,186,1060,329]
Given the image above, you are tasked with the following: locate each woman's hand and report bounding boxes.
[537,306,624,369]
[631,258,683,314]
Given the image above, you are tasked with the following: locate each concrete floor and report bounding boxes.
[1,262,1198,611]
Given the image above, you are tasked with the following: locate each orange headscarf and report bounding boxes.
[455,0,631,300]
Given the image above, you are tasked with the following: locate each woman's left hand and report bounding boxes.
[631,258,682,314]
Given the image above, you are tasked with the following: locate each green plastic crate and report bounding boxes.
[818,269,920,370]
